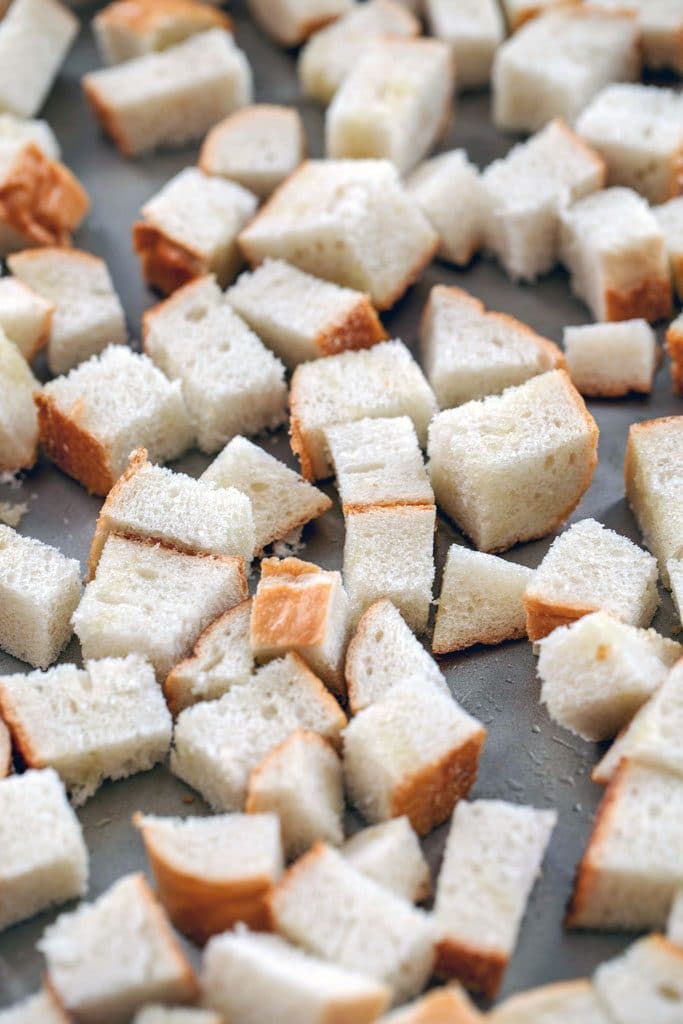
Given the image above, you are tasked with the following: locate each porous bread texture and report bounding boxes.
[0,768,87,932]
[247,0,353,47]
[425,0,504,89]
[427,370,598,553]
[7,248,127,376]
[39,873,198,1023]
[238,160,439,311]
[0,655,172,805]
[268,841,437,1005]
[0,275,53,360]
[433,545,532,655]
[73,534,247,681]
[669,559,683,628]
[406,150,486,267]
[666,313,683,394]
[591,0,683,74]
[342,817,431,904]
[537,612,681,743]
[171,653,346,811]
[0,525,81,669]
[143,277,286,454]
[380,986,484,1023]
[524,518,659,641]
[0,0,78,118]
[0,716,10,777]
[36,345,194,496]
[593,934,683,1024]
[134,1009,222,1024]
[0,330,38,473]
[0,113,60,161]
[564,319,658,398]
[0,989,71,1024]
[500,0,575,32]
[654,196,683,301]
[134,811,283,943]
[668,890,683,947]
[489,979,611,1023]
[94,0,232,65]
[84,29,252,157]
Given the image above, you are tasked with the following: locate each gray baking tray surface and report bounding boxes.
[1,1,681,1008]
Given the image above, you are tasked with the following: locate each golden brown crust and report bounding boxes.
[96,0,232,35]
[666,321,683,394]
[132,221,207,296]
[671,254,683,302]
[315,294,387,356]
[0,144,89,248]
[604,275,672,324]
[0,717,11,778]
[251,557,332,650]
[288,365,316,481]
[87,446,148,580]
[523,593,597,643]
[435,938,508,1000]
[0,688,44,771]
[35,391,116,496]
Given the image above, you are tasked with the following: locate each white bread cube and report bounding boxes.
[201,437,331,555]
[537,612,681,743]
[0,717,10,777]
[344,681,486,836]
[0,331,38,473]
[594,934,683,1023]
[425,0,504,89]
[226,259,386,368]
[0,990,71,1023]
[669,891,683,947]
[290,339,437,481]
[667,313,683,394]
[247,0,352,47]
[592,0,683,75]
[238,160,439,311]
[0,276,53,361]
[134,1010,221,1024]
[0,525,81,669]
[406,150,486,267]
[36,345,194,496]
[39,873,198,1022]
[134,811,283,944]
[564,319,658,398]
[525,518,659,641]
[0,0,78,118]
[246,729,344,859]
[381,986,484,1023]
[83,29,252,157]
[201,930,390,1024]
[489,979,611,1023]
[482,119,606,283]
[268,841,437,1004]
[134,169,257,294]
[655,196,683,301]
[427,370,599,553]
[342,818,430,904]
[94,0,232,65]
[171,653,346,811]
[73,535,247,680]
[500,0,574,32]
[435,800,556,998]
[433,545,532,655]
[326,37,454,175]
[7,248,126,376]
[0,768,87,931]
[492,8,639,134]
[0,113,60,160]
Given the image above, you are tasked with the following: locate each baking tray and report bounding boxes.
[1,2,681,1008]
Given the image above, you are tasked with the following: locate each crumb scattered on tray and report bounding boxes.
[0,502,28,527]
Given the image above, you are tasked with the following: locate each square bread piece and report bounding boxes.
[537,611,681,743]
[171,653,346,811]
[289,339,437,481]
[93,0,232,65]
[238,160,438,311]
[226,259,386,368]
[342,818,431,904]
[134,1009,222,1024]
[0,768,87,931]
[594,935,683,1024]
[36,345,194,496]
[434,800,557,998]
[0,655,171,805]
[482,119,606,283]
[433,545,532,655]
[134,811,283,944]
[325,37,453,175]
[406,150,486,267]
[0,0,78,118]
[247,0,353,47]
[592,0,683,74]
[7,248,126,376]
[382,986,484,1024]
[668,890,683,946]
[489,979,611,1024]
[560,187,672,323]
[427,370,598,553]
[134,168,257,294]
[425,0,504,89]
[199,105,304,199]
[0,331,38,473]
[564,319,658,398]
[73,534,247,680]
[667,313,683,394]
[655,196,683,301]
[492,7,639,134]
[0,525,81,669]
[39,873,198,1023]
[420,285,565,407]
[83,29,252,157]
[268,841,437,1004]
[0,276,53,361]
[201,930,390,1024]
[0,989,72,1024]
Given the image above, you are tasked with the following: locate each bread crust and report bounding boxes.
[0,717,11,778]
[316,295,387,356]
[671,253,683,302]
[523,594,597,643]
[83,76,135,157]
[199,104,305,181]
[35,390,116,496]
[132,221,207,295]
[0,688,45,772]
[247,3,344,47]
[604,275,672,324]
[96,0,232,36]
[435,937,508,1000]
[666,320,683,394]
[87,446,148,579]
[432,616,528,656]
[251,559,333,650]
[0,144,89,248]
[288,369,316,480]
[388,987,483,1023]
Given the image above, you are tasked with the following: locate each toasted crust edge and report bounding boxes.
[132,221,207,296]
[666,320,683,394]
[435,937,508,1000]
[35,390,116,496]
[604,274,672,324]
[523,594,598,643]
[315,294,388,356]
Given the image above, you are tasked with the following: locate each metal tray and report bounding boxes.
[1,2,681,1008]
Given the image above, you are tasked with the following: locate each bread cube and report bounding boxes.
[428,370,598,553]
[0,113,60,161]
[134,811,283,944]
[0,717,10,778]
[500,0,573,31]
[342,818,430,904]
[36,346,194,495]
[425,0,504,89]
[134,1010,221,1024]
[667,313,683,394]
[490,980,611,1023]
[592,0,683,75]
[406,150,486,267]
[326,37,454,175]
[0,525,81,669]
[668,890,683,947]
[382,987,484,1024]
[0,0,77,118]
[94,0,232,65]
[0,769,87,931]
[0,989,71,1023]
[238,160,439,311]
[247,0,352,46]
[565,319,658,398]
[435,800,556,998]
[594,934,683,1024]
[655,196,683,301]
[39,873,198,1022]
[0,276,53,361]
[0,332,38,473]
[492,8,639,133]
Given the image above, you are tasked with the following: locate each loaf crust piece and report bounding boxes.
[666,313,683,394]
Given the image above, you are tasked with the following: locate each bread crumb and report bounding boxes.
[182,795,194,804]
[596,643,611,661]
[0,471,21,488]
[0,501,27,527]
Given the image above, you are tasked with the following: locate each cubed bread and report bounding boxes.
[134,811,283,944]
[134,169,257,294]
[669,891,683,947]
[592,0,683,75]
[171,653,346,811]
[666,313,683,394]
[0,331,38,473]
[435,800,557,998]
[36,345,193,495]
[489,979,611,1023]
[0,989,71,1023]
[73,535,247,680]
[342,818,430,904]
[0,113,59,159]
[0,0,77,118]
[84,29,252,157]
[134,1009,222,1024]
[425,0,504,89]
[94,0,232,65]
[39,873,198,1022]
[500,0,574,32]
[381,986,483,1023]
[0,276,53,361]
[247,0,352,46]
[201,930,391,1024]
[0,768,87,931]
[268,841,437,1004]
[143,277,287,453]
[654,196,683,301]
[593,934,683,1023]
[246,729,344,860]
[0,717,10,778]
[428,370,598,553]
[7,248,126,376]
[238,160,439,311]
[0,655,171,805]
[0,525,81,669]
[406,151,486,267]
[564,319,658,398]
